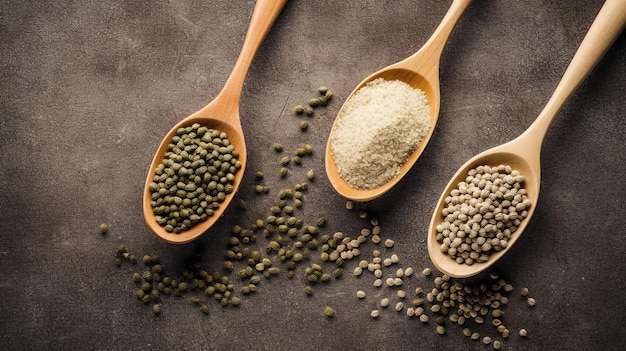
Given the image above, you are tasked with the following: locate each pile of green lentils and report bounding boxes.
[107,86,537,349]
[148,124,242,233]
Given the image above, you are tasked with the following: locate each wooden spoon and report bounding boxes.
[428,0,626,278]
[143,0,287,244]
[325,0,473,202]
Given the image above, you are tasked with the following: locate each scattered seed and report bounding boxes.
[395,302,404,312]
[519,328,528,337]
[384,239,394,248]
[324,306,334,317]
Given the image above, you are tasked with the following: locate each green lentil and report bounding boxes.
[149,124,240,233]
[273,143,283,152]
[135,289,145,299]
[324,306,334,317]
[99,223,108,234]
[309,98,320,107]
[324,90,333,100]
[300,120,309,131]
[333,268,343,278]
[293,105,305,114]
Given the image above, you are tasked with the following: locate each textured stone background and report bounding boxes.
[1,1,624,350]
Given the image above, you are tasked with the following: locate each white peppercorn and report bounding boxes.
[384,239,394,248]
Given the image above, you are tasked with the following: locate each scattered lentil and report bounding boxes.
[99,223,108,234]
[324,306,335,317]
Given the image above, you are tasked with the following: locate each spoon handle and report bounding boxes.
[212,0,288,113]
[407,0,473,65]
[522,0,626,143]
[427,0,473,51]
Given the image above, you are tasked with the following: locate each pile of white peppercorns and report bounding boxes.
[435,164,531,265]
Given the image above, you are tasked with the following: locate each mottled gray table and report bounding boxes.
[1,1,625,350]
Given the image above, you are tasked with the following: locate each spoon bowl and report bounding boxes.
[428,0,626,278]
[325,0,473,202]
[428,140,541,278]
[143,0,287,244]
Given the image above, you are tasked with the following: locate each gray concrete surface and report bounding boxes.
[1,1,625,350]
